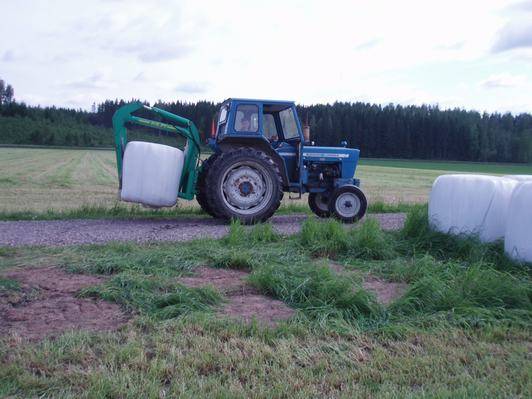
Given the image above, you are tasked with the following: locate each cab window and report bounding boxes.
[263,114,278,141]
[234,104,259,132]
[279,107,299,139]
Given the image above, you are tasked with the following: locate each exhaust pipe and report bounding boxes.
[303,124,310,142]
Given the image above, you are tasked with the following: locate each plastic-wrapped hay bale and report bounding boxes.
[479,177,519,242]
[503,175,532,182]
[121,141,184,207]
[428,174,517,242]
[505,182,532,263]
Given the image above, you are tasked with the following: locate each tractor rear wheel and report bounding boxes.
[308,192,331,218]
[205,148,283,224]
[195,153,219,217]
[328,185,367,223]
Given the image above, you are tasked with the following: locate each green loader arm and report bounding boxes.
[112,101,202,200]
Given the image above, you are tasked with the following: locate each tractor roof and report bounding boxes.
[224,98,295,106]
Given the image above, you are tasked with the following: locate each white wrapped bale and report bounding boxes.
[505,182,532,263]
[479,177,518,242]
[503,175,532,182]
[121,141,184,207]
[428,174,517,242]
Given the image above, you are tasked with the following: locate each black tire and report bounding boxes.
[328,185,367,223]
[195,153,219,217]
[308,192,331,218]
[204,147,283,224]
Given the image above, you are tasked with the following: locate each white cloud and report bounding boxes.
[0,0,529,113]
[175,82,210,94]
[480,73,527,88]
[492,18,532,52]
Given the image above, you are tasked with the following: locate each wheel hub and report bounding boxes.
[336,192,360,218]
[239,181,254,196]
[222,165,268,211]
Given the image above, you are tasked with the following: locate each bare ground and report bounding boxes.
[362,277,408,305]
[0,213,406,247]
[179,266,295,327]
[0,266,128,340]
[329,261,408,305]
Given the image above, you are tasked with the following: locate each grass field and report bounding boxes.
[0,147,531,218]
[1,210,530,397]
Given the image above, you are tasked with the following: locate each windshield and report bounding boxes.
[279,107,299,139]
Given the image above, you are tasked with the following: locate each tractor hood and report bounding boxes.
[302,146,360,161]
[302,146,360,179]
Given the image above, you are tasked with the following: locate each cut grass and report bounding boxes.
[1,207,531,397]
[3,147,528,218]
[80,271,223,319]
[360,158,532,174]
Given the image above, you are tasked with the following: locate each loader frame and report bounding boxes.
[112,101,202,200]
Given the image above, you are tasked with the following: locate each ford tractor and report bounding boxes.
[113,98,367,224]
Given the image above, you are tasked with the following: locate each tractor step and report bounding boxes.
[289,187,302,200]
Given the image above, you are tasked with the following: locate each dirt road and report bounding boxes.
[0,213,406,247]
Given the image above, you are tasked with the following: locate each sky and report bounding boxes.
[1,0,531,113]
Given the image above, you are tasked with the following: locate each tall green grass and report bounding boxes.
[80,272,222,319]
[299,217,395,260]
[249,262,380,322]
[11,205,529,332]
[399,205,525,271]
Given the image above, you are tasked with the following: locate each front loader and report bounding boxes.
[113,98,367,224]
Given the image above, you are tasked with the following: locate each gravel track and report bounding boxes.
[0,213,406,247]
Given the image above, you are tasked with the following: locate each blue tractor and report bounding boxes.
[113,98,367,224]
[198,98,367,224]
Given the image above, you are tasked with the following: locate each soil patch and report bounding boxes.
[328,262,408,305]
[180,267,294,326]
[363,277,408,305]
[220,294,295,327]
[180,266,254,294]
[0,266,127,340]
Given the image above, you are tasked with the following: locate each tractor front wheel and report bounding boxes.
[205,148,283,224]
[328,185,367,223]
[308,192,331,218]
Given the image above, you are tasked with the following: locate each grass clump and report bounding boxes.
[0,277,19,293]
[398,205,523,271]
[223,219,247,246]
[300,217,396,260]
[80,272,222,318]
[153,286,222,319]
[0,203,207,221]
[300,218,349,257]
[248,223,280,243]
[249,261,380,322]
[63,242,201,276]
[348,218,396,260]
[0,247,16,258]
[389,258,531,322]
[208,250,256,270]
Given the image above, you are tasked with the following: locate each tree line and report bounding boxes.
[0,78,531,162]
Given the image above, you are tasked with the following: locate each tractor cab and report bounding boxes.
[210,99,303,189]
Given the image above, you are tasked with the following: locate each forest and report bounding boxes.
[1,78,531,162]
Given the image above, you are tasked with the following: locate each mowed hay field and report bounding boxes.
[1,147,531,215]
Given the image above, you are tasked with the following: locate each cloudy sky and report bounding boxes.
[1,0,531,113]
